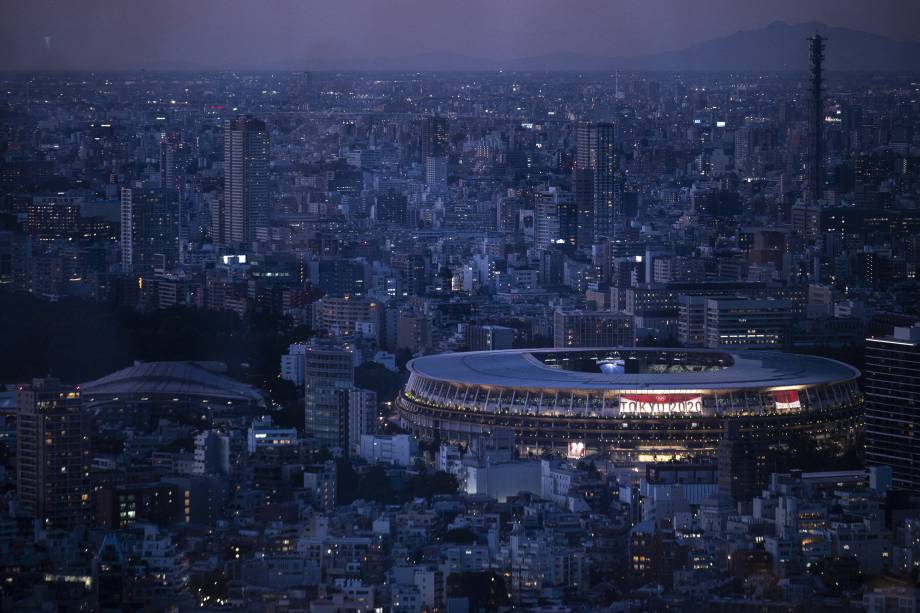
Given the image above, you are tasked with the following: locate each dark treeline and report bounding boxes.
[335,461,459,506]
[0,291,304,385]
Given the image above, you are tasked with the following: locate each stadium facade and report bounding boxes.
[397,348,861,461]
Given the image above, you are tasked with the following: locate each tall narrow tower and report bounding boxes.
[574,122,616,249]
[808,34,825,203]
[222,115,269,249]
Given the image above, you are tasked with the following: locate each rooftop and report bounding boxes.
[81,361,265,403]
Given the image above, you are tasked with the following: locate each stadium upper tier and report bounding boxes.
[407,348,857,392]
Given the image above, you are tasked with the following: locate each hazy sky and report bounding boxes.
[2,0,919,69]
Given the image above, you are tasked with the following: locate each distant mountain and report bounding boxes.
[304,21,920,73]
[617,21,920,72]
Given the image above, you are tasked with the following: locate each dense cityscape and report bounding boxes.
[1,6,920,612]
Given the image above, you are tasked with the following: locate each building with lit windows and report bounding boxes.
[419,115,448,163]
[865,324,920,493]
[220,115,269,248]
[553,309,635,348]
[703,297,792,349]
[17,378,90,530]
[119,187,180,274]
[312,295,383,342]
[574,122,616,247]
[425,155,447,193]
[304,344,356,448]
[247,416,298,454]
[26,196,81,241]
[398,348,861,462]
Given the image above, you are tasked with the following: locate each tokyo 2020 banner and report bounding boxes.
[618,393,703,415]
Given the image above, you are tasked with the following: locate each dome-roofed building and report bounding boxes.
[82,361,266,431]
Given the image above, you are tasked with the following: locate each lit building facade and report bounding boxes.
[865,325,920,493]
[304,345,355,448]
[703,297,792,349]
[120,187,180,274]
[221,115,269,248]
[553,309,635,348]
[17,378,90,530]
[398,348,861,462]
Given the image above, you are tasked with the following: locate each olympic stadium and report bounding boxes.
[397,348,862,461]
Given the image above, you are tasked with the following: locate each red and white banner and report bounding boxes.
[773,390,801,411]
[618,393,703,415]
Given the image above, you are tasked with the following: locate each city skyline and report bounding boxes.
[1,1,919,609]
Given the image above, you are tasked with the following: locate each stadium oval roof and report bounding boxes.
[81,361,265,403]
[407,348,860,391]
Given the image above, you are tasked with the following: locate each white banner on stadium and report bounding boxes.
[618,394,703,415]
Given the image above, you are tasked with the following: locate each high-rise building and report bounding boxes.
[717,421,772,503]
[120,187,180,274]
[553,309,635,348]
[557,196,578,251]
[425,155,448,193]
[16,378,90,530]
[574,123,616,248]
[734,126,752,173]
[159,130,181,191]
[573,127,595,250]
[304,344,356,448]
[222,115,270,248]
[420,116,449,164]
[865,324,920,492]
[534,191,565,251]
[347,388,377,456]
[419,115,449,195]
[593,123,617,242]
